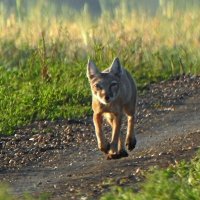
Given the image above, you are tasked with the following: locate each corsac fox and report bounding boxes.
[87,57,137,159]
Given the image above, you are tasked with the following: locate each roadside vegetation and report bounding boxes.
[0,184,49,200]
[101,150,200,200]
[0,1,200,134]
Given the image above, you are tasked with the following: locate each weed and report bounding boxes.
[101,150,200,200]
[0,184,49,200]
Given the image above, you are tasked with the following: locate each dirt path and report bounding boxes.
[0,75,200,200]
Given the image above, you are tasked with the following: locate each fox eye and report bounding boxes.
[110,82,118,87]
[94,83,102,90]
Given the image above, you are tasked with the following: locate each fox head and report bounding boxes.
[87,57,123,105]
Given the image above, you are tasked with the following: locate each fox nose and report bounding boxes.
[105,95,110,101]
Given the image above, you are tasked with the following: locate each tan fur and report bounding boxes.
[87,57,137,159]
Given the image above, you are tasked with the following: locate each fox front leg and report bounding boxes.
[93,113,109,153]
[126,115,137,151]
[107,114,122,159]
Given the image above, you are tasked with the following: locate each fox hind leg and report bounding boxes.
[118,134,129,157]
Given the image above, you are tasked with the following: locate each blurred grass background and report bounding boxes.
[0,0,200,134]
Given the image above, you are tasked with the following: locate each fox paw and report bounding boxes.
[118,149,129,158]
[126,137,137,151]
[106,153,120,160]
[99,143,110,154]
[106,150,129,160]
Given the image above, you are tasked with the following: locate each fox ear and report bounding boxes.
[87,59,100,79]
[110,57,123,77]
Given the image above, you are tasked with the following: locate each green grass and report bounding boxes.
[101,150,200,200]
[0,2,200,134]
[0,184,49,200]
[0,54,91,134]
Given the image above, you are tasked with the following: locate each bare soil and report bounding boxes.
[0,75,200,200]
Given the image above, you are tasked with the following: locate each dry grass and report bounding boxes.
[0,2,200,133]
